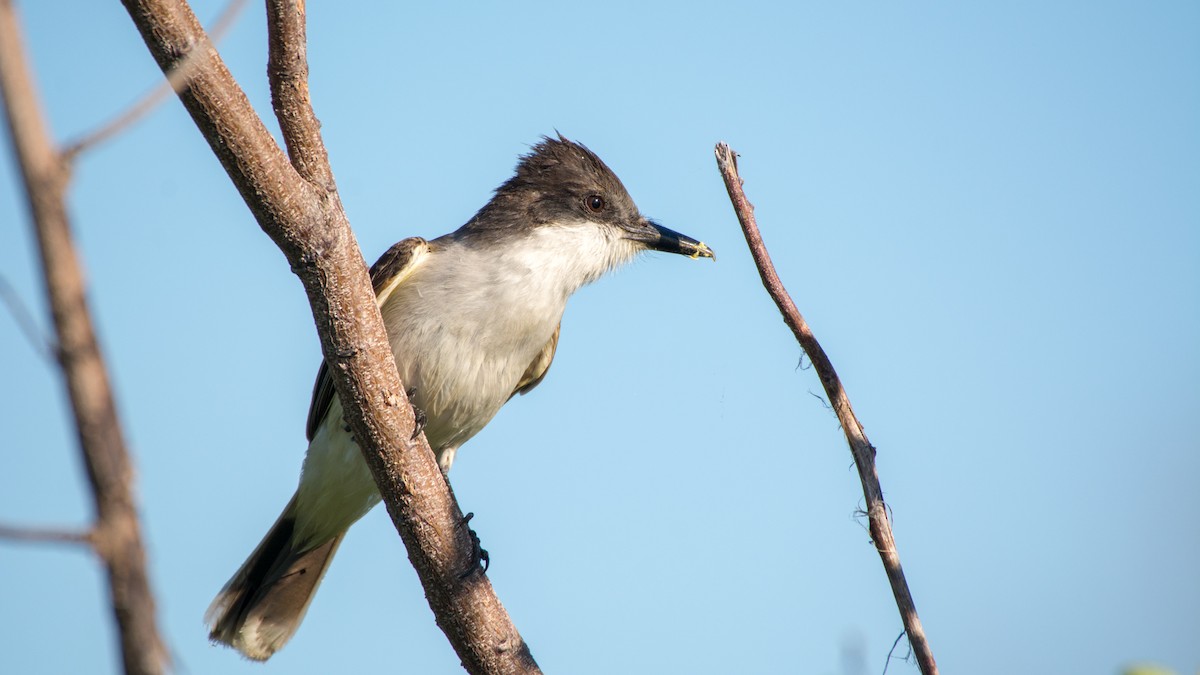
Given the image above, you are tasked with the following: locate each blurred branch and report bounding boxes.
[62,0,247,159]
[0,272,55,360]
[714,143,938,675]
[0,523,94,545]
[119,0,539,671]
[0,2,168,674]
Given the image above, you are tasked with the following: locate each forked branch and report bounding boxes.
[118,0,539,672]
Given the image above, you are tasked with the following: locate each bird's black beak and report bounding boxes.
[627,218,715,260]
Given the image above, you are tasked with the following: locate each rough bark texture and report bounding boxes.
[0,2,169,673]
[118,0,539,672]
[715,143,938,675]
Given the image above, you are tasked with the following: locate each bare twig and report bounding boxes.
[882,630,911,675]
[0,273,55,360]
[119,0,539,671]
[0,523,94,545]
[0,2,168,674]
[714,143,938,675]
[61,0,248,159]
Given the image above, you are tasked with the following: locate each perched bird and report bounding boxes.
[205,135,714,660]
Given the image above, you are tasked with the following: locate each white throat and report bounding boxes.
[501,220,642,299]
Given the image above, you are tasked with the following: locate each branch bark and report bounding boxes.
[264,0,332,188]
[714,143,938,675]
[118,0,539,671]
[0,2,168,674]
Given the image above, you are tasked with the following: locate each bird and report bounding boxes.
[204,135,714,660]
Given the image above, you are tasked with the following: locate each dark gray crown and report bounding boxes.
[459,135,642,234]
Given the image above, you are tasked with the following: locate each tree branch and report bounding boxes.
[62,0,248,159]
[0,272,55,360]
[118,1,539,671]
[714,143,938,675]
[0,523,94,546]
[264,0,333,188]
[0,3,168,673]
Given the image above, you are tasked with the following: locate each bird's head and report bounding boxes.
[463,135,715,265]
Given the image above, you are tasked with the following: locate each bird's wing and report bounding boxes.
[305,237,431,441]
[509,322,560,400]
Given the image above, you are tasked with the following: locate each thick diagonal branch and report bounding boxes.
[714,143,938,675]
[118,1,539,672]
[0,3,168,674]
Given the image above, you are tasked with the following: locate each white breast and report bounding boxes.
[293,221,638,544]
[383,221,638,452]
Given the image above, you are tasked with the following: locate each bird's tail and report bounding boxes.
[204,495,344,661]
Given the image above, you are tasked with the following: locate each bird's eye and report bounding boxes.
[586,195,606,212]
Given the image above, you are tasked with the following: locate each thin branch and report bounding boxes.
[0,272,56,360]
[119,1,539,672]
[61,0,248,159]
[882,630,909,675]
[265,0,334,189]
[714,143,938,675]
[0,523,94,546]
[0,2,168,674]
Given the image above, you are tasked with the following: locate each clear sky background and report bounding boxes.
[1,2,1197,674]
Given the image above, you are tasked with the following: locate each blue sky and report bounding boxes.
[2,2,1197,674]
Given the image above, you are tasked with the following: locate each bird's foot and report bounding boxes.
[458,512,490,578]
[406,387,427,440]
